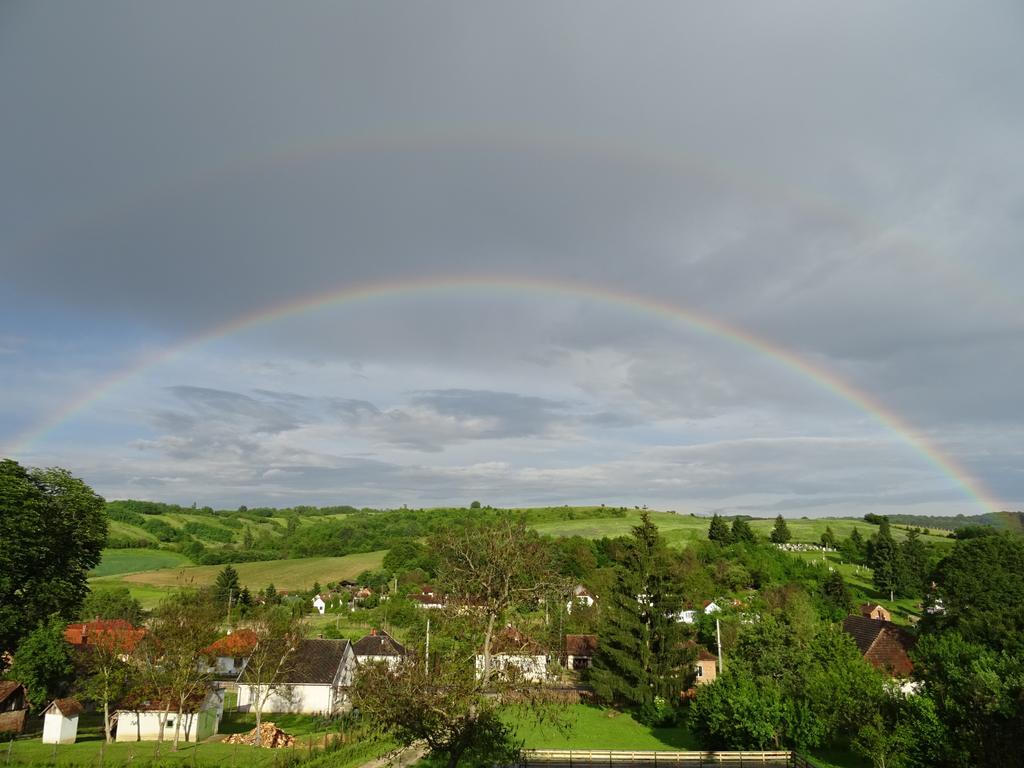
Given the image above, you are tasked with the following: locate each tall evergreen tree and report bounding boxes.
[213,564,240,607]
[708,513,733,544]
[731,517,756,543]
[769,514,792,544]
[870,524,900,601]
[820,526,837,549]
[896,530,928,599]
[821,570,854,617]
[590,513,692,723]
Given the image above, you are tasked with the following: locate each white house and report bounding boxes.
[202,629,259,677]
[565,585,596,614]
[236,638,357,715]
[313,595,326,615]
[114,690,223,743]
[476,627,547,683]
[41,699,82,745]
[353,630,407,669]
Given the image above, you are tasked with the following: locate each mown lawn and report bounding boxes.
[4,712,392,767]
[507,704,700,750]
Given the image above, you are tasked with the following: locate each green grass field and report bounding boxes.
[90,549,194,577]
[118,550,386,592]
[508,704,699,750]
[3,712,393,767]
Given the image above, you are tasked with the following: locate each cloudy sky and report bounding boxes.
[2,1,1022,515]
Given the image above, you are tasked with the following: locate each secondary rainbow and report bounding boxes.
[4,274,1002,512]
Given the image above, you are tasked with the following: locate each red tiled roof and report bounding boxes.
[203,629,259,657]
[842,615,915,677]
[0,682,26,707]
[43,699,83,717]
[64,620,146,653]
[485,626,544,655]
[564,634,598,656]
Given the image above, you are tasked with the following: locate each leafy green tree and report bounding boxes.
[78,625,133,742]
[895,530,929,599]
[263,583,278,605]
[80,586,143,624]
[469,500,482,509]
[731,517,756,544]
[0,460,107,657]
[912,631,1024,767]
[353,654,522,768]
[708,513,733,544]
[769,515,791,544]
[923,534,1024,653]
[689,667,785,748]
[242,527,254,550]
[8,615,73,710]
[820,526,837,549]
[590,513,691,723]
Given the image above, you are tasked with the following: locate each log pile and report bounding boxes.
[225,722,297,748]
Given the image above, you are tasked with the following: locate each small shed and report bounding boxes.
[42,699,83,744]
[0,682,28,735]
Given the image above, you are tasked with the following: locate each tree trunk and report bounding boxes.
[103,699,112,744]
[482,612,496,683]
[172,703,183,751]
[254,686,263,733]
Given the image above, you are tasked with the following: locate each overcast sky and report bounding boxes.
[2,1,1022,516]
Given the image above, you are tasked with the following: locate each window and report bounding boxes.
[696,665,703,677]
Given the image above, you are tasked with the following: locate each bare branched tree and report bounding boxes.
[238,606,306,735]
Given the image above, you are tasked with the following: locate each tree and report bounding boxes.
[590,513,691,723]
[708,513,733,544]
[731,517,757,544]
[469,500,482,509]
[689,668,785,748]
[821,571,853,618]
[238,606,306,734]
[78,623,133,742]
[264,583,278,605]
[242,527,254,550]
[8,615,73,710]
[923,534,1024,653]
[820,526,837,549]
[136,590,220,751]
[0,460,107,657]
[353,655,522,768]
[80,586,143,625]
[431,518,558,684]
[213,564,240,608]
[870,524,900,602]
[769,515,791,544]
[841,527,867,564]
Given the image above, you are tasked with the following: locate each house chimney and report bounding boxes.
[371,628,377,636]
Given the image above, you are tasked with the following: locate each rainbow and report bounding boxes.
[4,274,1003,513]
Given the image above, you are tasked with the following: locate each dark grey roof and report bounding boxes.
[284,639,350,685]
[353,631,407,658]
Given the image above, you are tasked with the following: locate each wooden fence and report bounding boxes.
[520,749,820,767]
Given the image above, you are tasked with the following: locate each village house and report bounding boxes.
[408,586,445,609]
[64,619,146,659]
[694,647,718,685]
[565,585,596,613]
[564,634,598,671]
[202,628,259,677]
[313,595,326,615]
[476,626,547,682]
[41,699,83,744]
[113,690,223,743]
[842,615,915,678]
[859,603,892,622]
[677,600,723,624]
[0,682,28,735]
[353,629,407,668]
[235,638,358,715]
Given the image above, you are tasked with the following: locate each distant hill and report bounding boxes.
[887,511,1023,533]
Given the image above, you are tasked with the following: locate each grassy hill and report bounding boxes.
[89,548,193,577]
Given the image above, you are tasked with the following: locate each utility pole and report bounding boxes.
[226,589,234,628]
[716,617,724,675]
